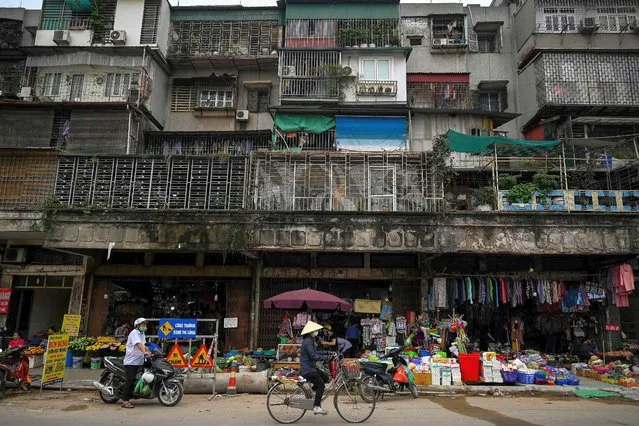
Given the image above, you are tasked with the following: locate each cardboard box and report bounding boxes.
[441,368,452,386]
[413,372,432,386]
[431,364,442,385]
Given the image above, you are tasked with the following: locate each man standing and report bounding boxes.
[345,321,360,358]
[121,318,151,409]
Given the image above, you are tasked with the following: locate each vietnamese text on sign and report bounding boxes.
[158,318,197,339]
[0,288,11,315]
[42,333,69,386]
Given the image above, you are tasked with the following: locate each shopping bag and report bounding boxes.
[393,365,409,383]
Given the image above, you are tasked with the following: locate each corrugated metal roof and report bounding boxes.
[171,6,281,22]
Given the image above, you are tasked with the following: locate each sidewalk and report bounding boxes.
[29,366,639,400]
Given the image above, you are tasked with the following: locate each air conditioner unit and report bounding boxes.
[281,66,296,77]
[433,38,448,46]
[19,86,32,99]
[110,30,127,45]
[343,66,354,76]
[630,23,639,33]
[3,247,27,264]
[236,110,249,121]
[53,30,70,46]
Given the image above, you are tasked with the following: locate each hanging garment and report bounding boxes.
[466,277,473,304]
[495,277,500,307]
[479,278,486,305]
[500,277,508,305]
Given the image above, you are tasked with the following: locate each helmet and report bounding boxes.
[300,321,323,336]
[134,317,147,327]
[142,371,155,384]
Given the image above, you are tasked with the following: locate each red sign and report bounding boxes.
[605,324,621,332]
[0,288,11,315]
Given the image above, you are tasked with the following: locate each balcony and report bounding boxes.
[280,77,340,101]
[285,19,400,49]
[144,130,272,155]
[357,80,397,96]
[39,17,91,31]
[408,82,472,110]
[431,15,467,51]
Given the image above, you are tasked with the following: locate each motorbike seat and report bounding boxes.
[360,362,389,374]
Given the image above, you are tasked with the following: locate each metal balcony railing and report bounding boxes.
[357,80,397,96]
[40,17,91,31]
[408,82,472,110]
[280,77,340,100]
[285,18,400,49]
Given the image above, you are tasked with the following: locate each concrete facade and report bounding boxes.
[2,210,632,256]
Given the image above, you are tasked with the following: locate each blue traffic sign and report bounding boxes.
[158,318,197,339]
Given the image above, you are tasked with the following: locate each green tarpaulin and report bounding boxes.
[446,130,560,156]
[574,389,618,399]
[273,114,335,134]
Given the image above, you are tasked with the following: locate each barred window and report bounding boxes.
[105,73,139,97]
[43,73,62,96]
[248,88,270,113]
[477,32,498,53]
[170,86,197,111]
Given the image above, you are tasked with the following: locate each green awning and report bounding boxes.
[445,130,560,156]
[273,114,335,134]
[65,0,92,12]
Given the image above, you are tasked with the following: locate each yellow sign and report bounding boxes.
[42,333,69,386]
[62,314,82,337]
[354,299,381,314]
[166,344,187,368]
[160,321,174,337]
[190,344,213,368]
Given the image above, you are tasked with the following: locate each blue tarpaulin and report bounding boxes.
[336,116,407,151]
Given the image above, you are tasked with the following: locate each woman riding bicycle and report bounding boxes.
[300,321,328,416]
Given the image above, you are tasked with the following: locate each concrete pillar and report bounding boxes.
[249,258,263,350]
[68,275,84,314]
[0,272,12,329]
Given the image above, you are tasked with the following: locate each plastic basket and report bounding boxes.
[501,370,518,384]
[517,371,536,384]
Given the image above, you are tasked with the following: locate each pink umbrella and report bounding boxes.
[263,289,352,312]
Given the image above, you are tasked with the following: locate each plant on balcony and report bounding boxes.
[338,28,357,47]
[428,134,457,187]
[89,1,106,44]
[473,185,496,211]
[316,64,355,102]
[498,174,517,190]
[389,33,400,47]
[507,182,537,204]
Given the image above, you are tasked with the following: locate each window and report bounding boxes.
[362,58,390,81]
[409,37,422,46]
[43,72,62,96]
[368,166,396,212]
[248,88,269,113]
[70,74,84,101]
[598,13,637,31]
[431,15,465,41]
[477,32,498,53]
[479,92,501,112]
[105,72,139,97]
[544,8,576,32]
[199,89,234,108]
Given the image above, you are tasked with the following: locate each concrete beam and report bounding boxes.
[2,264,86,276]
[3,209,639,256]
[94,264,251,277]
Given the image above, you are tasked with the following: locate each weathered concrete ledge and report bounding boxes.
[3,209,639,255]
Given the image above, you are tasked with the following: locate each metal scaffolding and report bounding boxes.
[249,152,443,213]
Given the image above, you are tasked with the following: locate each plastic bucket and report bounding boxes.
[72,356,83,369]
[458,353,481,382]
[91,357,102,369]
[65,350,74,367]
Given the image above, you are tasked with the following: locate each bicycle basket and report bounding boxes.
[342,362,362,379]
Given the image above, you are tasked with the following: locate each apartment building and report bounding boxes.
[0,1,638,349]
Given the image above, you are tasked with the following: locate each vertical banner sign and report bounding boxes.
[0,288,11,314]
[62,314,82,337]
[42,333,69,386]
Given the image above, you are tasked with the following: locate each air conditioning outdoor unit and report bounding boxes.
[281,66,296,76]
[3,247,27,264]
[19,86,32,99]
[433,38,448,46]
[53,30,70,46]
[110,30,127,45]
[236,110,249,121]
[630,23,639,33]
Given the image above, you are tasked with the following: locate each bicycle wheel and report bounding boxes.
[333,379,376,424]
[266,382,311,424]
[360,374,381,402]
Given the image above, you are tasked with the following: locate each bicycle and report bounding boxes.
[266,353,376,424]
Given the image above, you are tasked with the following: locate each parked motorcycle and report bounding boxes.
[0,345,32,397]
[93,348,183,407]
[360,346,419,400]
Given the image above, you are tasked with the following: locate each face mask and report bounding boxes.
[312,331,319,337]
[139,326,147,333]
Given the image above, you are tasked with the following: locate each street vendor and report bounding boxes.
[8,331,26,349]
[300,321,328,416]
[580,337,600,361]
[320,324,338,352]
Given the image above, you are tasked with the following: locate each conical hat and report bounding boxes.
[301,321,323,335]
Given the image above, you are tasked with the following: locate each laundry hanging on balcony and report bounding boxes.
[336,116,407,151]
[445,130,560,156]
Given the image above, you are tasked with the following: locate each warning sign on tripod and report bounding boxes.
[190,344,213,368]
[165,344,187,369]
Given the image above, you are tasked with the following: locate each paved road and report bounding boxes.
[1,390,637,425]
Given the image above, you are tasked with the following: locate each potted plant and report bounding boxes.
[507,182,537,207]
[473,186,496,211]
